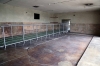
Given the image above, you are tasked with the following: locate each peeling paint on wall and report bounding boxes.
[71,23,100,35]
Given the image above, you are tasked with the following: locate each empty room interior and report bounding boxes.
[0,0,100,66]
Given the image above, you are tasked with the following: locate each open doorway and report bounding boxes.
[62,19,71,32]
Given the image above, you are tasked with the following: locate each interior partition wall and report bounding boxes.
[0,23,67,50]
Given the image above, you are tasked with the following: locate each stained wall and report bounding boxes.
[55,11,100,35]
[0,3,54,23]
[0,3,56,38]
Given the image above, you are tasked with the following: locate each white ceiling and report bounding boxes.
[0,0,100,13]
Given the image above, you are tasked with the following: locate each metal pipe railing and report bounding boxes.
[59,24,61,35]
[53,24,54,36]
[11,26,13,39]
[63,24,64,33]
[23,25,25,46]
[0,23,67,49]
[46,24,48,39]
[2,27,6,50]
[36,24,38,40]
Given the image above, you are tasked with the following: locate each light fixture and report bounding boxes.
[84,3,93,6]
[33,6,39,8]
[48,0,75,5]
[3,0,12,4]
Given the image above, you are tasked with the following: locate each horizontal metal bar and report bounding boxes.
[24,38,37,41]
[0,45,4,47]
[4,41,24,46]
[0,23,67,49]
[0,23,63,27]
[0,30,64,48]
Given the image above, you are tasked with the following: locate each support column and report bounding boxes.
[63,24,64,33]
[36,24,38,40]
[2,26,6,50]
[11,26,13,39]
[53,24,54,37]
[59,24,61,35]
[46,24,48,39]
[33,25,34,34]
[23,25,25,46]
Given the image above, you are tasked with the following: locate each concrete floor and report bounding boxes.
[0,34,93,66]
[78,36,100,66]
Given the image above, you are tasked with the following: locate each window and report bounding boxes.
[34,13,40,19]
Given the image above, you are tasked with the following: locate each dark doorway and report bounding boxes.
[62,19,71,32]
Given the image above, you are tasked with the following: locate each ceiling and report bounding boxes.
[0,0,100,13]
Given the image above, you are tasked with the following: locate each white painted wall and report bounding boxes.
[0,3,54,23]
[55,11,100,24]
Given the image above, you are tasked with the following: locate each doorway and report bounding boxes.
[62,19,71,32]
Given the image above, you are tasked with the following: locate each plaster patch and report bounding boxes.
[58,61,73,66]
[43,48,53,53]
[57,49,65,52]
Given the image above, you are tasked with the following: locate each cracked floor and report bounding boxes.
[0,34,93,66]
